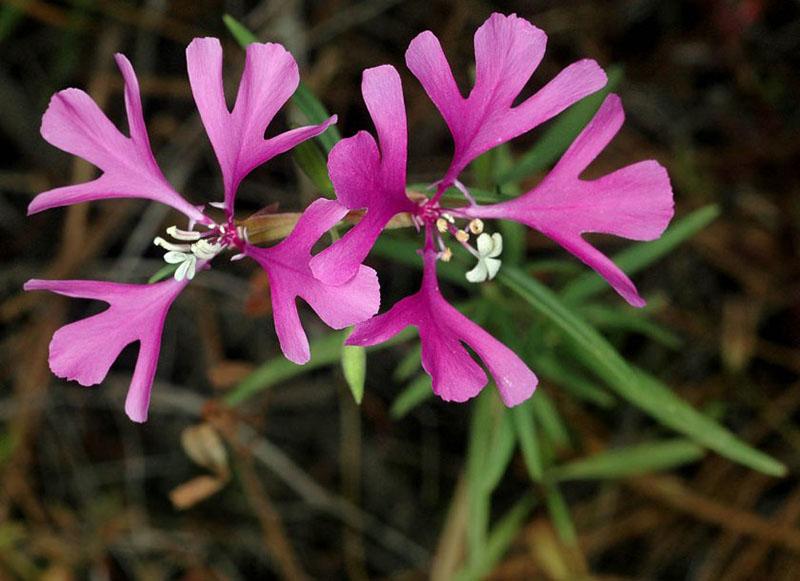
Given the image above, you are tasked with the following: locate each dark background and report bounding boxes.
[2,0,799,579]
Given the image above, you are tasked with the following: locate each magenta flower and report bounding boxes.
[312,13,674,406]
[25,38,379,422]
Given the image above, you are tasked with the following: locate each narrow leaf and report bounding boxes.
[511,401,544,481]
[548,439,705,481]
[499,266,786,476]
[292,139,333,195]
[390,374,433,419]
[561,205,720,304]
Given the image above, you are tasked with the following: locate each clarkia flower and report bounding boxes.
[25,38,379,422]
[312,13,674,406]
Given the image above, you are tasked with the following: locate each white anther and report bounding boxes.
[154,236,191,253]
[468,219,484,235]
[455,229,469,243]
[191,239,224,260]
[166,225,201,241]
[174,255,197,281]
[237,226,249,244]
[230,253,246,262]
[159,249,197,281]
[436,218,448,233]
[466,233,503,283]
[440,247,453,262]
[441,213,455,223]
[209,201,226,209]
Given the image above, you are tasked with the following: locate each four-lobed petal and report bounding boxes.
[187,37,336,217]
[347,248,537,406]
[460,94,674,307]
[28,54,209,223]
[23,278,190,422]
[406,12,608,185]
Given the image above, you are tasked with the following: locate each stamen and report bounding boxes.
[440,247,453,262]
[166,225,201,241]
[454,180,477,206]
[468,219,484,235]
[436,218,448,233]
[191,239,224,260]
[209,201,226,209]
[153,237,191,253]
[455,229,469,243]
[230,253,246,262]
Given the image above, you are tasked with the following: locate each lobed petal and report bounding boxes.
[23,278,187,422]
[187,37,333,216]
[246,199,381,364]
[348,248,537,405]
[310,65,416,285]
[406,12,607,184]
[461,94,675,307]
[29,57,207,223]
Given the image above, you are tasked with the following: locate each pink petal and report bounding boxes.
[405,12,607,183]
[310,66,416,285]
[348,249,537,406]
[187,38,334,216]
[461,94,675,307]
[245,198,380,364]
[23,278,188,422]
[29,56,208,223]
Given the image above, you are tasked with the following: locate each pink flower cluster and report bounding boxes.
[26,14,673,422]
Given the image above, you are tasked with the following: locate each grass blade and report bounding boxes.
[548,439,705,481]
[561,205,720,304]
[499,266,786,477]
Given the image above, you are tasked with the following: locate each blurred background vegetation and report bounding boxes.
[2,0,799,579]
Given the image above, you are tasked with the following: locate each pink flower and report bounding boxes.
[25,38,378,422]
[311,13,674,406]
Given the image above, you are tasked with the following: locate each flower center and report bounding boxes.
[152,219,249,281]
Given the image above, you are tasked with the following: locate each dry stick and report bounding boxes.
[720,484,800,581]
[135,385,429,566]
[234,449,310,581]
[430,475,469,581]
[686,384,800,579]
[1,27,124,530]
[627,475,800,553]
[339,390,369,581]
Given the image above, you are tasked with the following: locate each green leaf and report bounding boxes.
[532,391,570,450]
[466,392,494,566]
[511,401,544,481]
[456,494,536,581]
[390,374,433,419]
[292,139,333,195]
[543,483,577,545]
[548,439,705,481]
[578,303,682,349]
[534,354,615,408]
[482,410,517,493]
[225,328,414,406]
[148,263,178,283]
[496,66,623,186]
[222,14,258,46]
[341,330,366,404]
[561,205,720,304]
[292,82,341,152]
[223,14,341,151]
[499,266,786,477]
[392,344,421,382]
